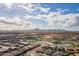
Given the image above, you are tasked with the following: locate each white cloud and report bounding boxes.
[5,3,12,8]
[39,7,49,13]
[56,8,70,13]
[0,17,36,30]
[0,0,53,3]
[46,12,79,29]
[0,3,78,30]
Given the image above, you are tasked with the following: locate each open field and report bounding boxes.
[0,31,79,56]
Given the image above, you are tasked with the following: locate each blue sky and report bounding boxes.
[41,3,79,14]
[1,3,79,16]
[0,3,79,31]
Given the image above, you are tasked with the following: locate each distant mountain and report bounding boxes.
[26,29,68,33]
[0,29,79,34]
[0,29,67,33]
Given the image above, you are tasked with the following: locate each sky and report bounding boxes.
[0,3,79,31]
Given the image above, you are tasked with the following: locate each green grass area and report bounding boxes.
[24,36,79,47]
[51,37,79,47]
[24,37,42,44]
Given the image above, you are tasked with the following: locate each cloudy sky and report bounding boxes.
[0,3,79,31]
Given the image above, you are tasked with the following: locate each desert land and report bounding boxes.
[0,30,79,56]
